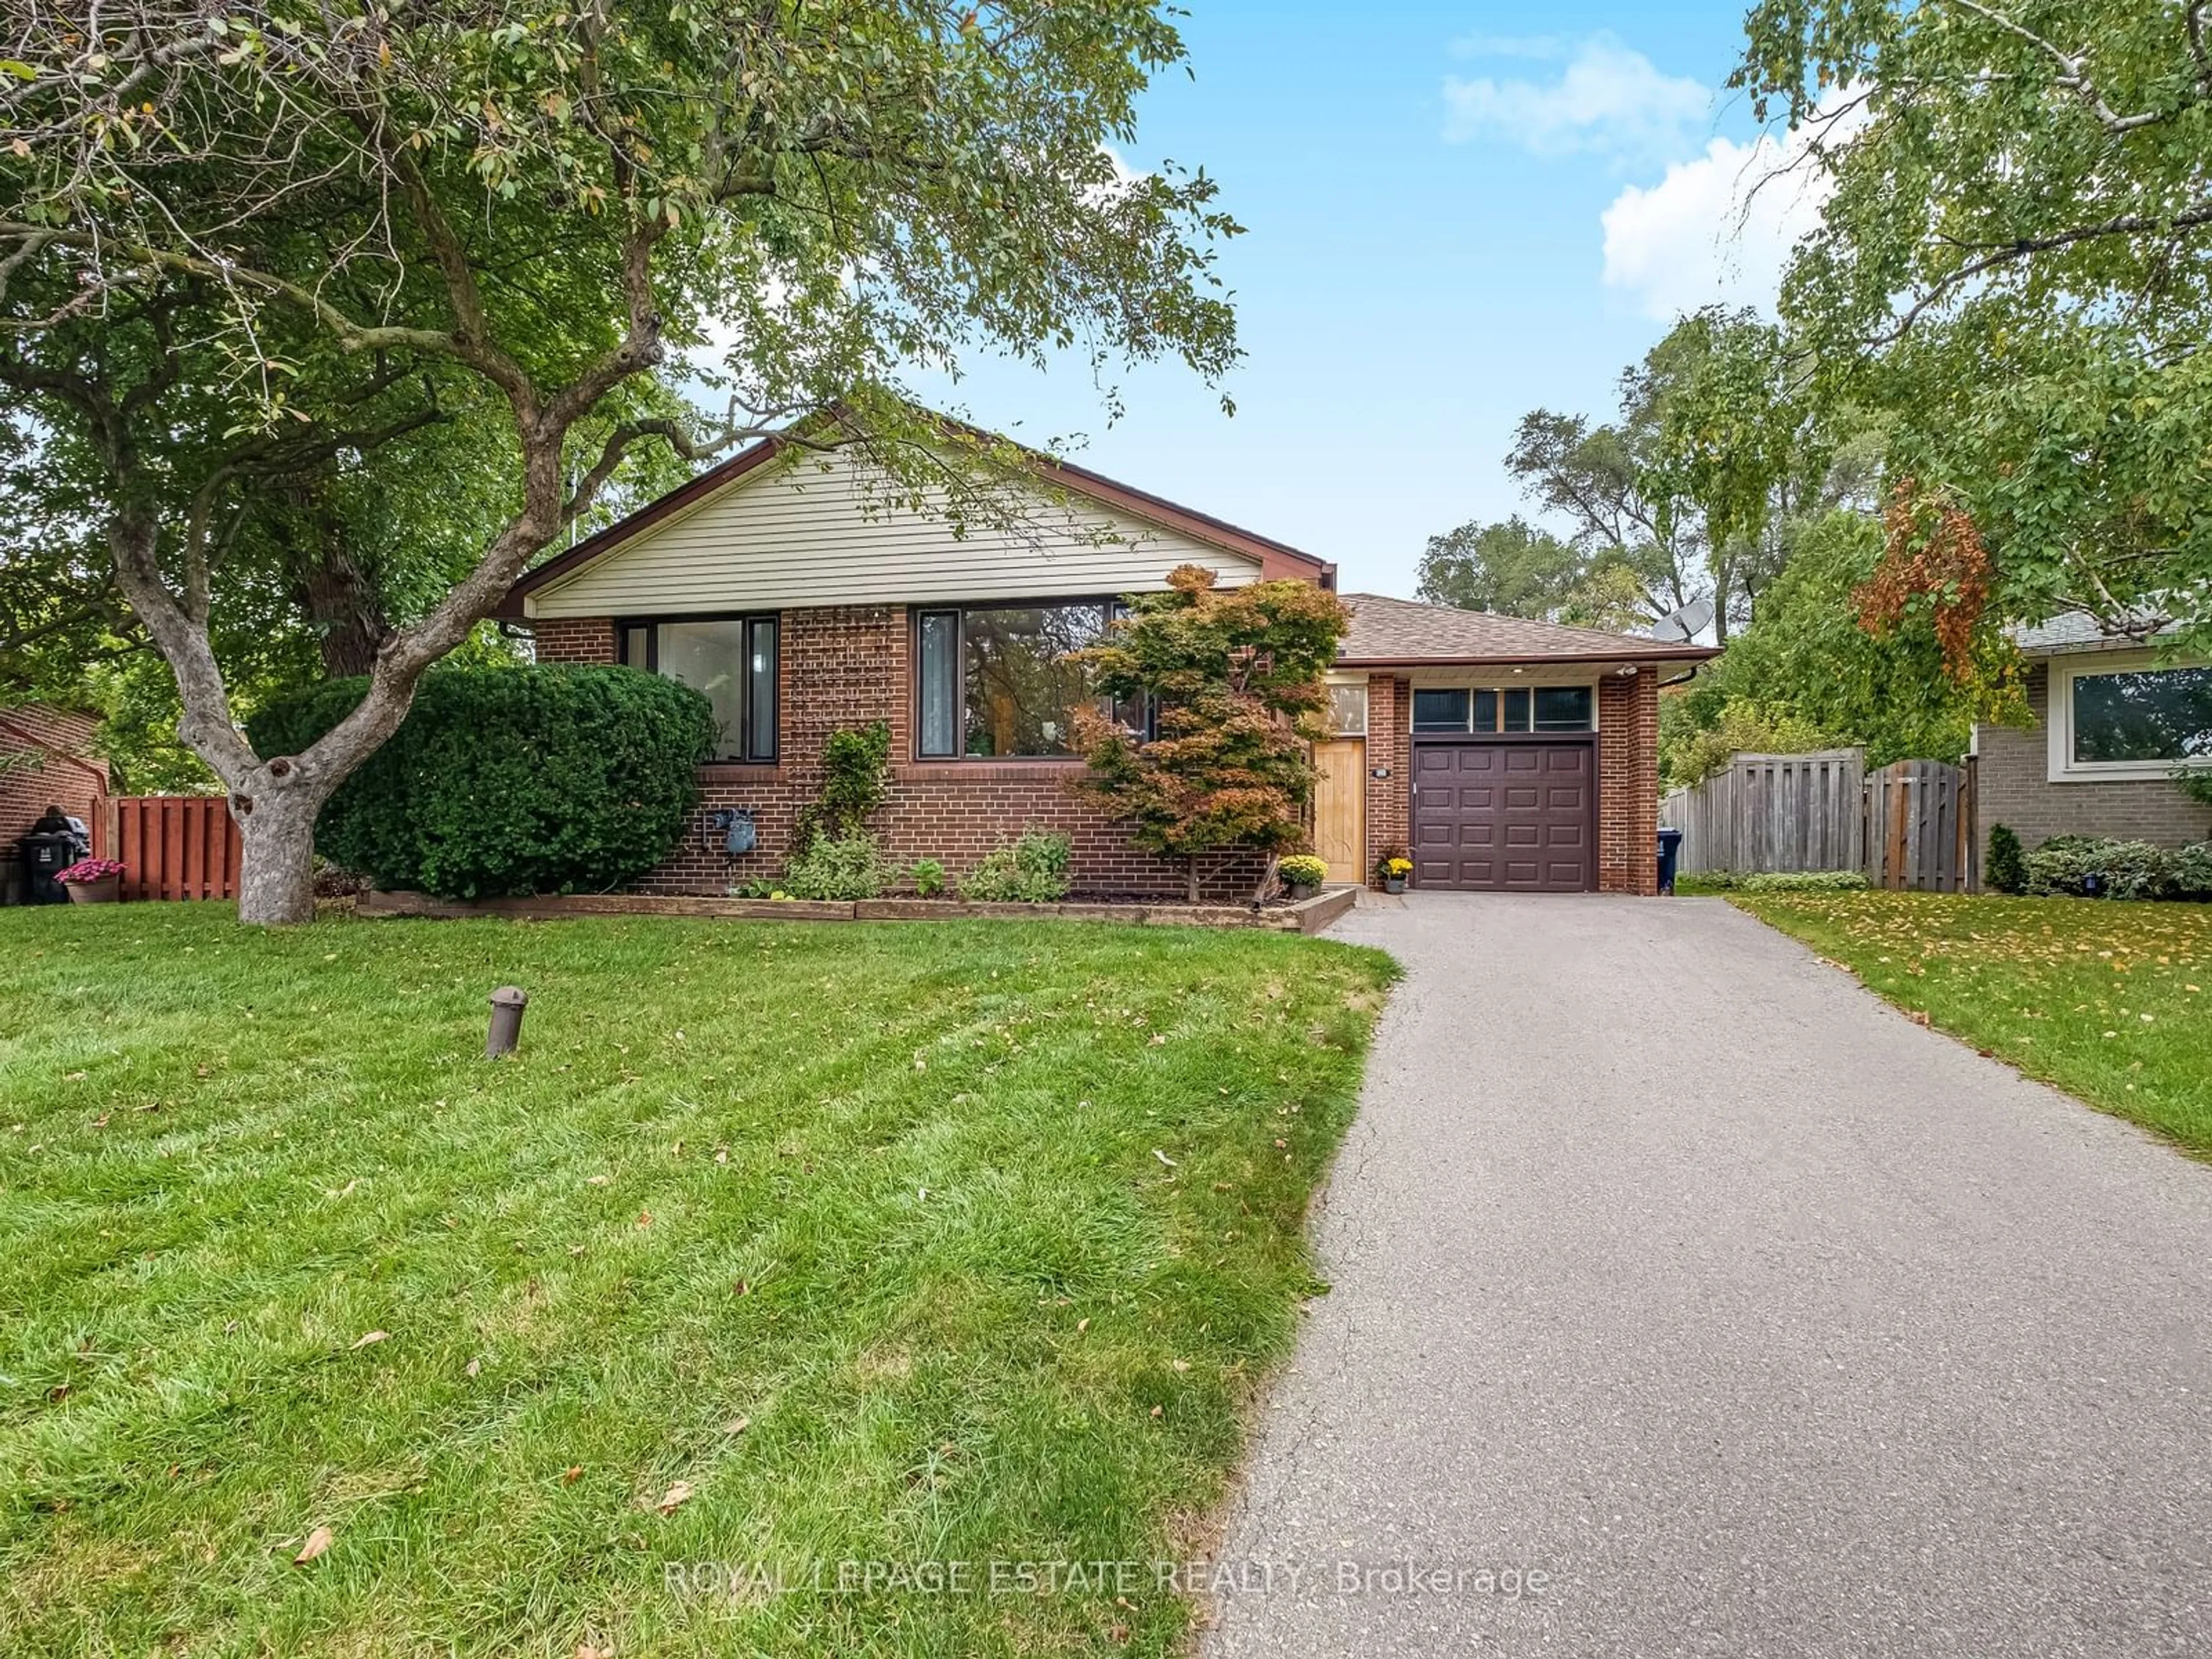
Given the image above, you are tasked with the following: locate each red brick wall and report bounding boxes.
[1363,673,1410,886]
[531,617,617,666]
[1598,670,1658,895]
[538,607,1264,899]
[0,705,108,849]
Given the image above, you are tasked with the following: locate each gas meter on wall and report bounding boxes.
[703,808,757,857]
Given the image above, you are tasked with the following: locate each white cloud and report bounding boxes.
[1442,34,1709,158]
[1599,104,1856,319]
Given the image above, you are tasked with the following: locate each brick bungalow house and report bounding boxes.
[496,431,1713,896]
[1974,615,2212,850]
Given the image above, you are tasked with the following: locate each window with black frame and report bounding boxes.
[916,601,1137,757]
[1410,684,1593,734]
[616,615,779,762]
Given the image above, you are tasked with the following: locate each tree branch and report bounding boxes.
[1884,199,2212,341]
[1934,0,2169,134]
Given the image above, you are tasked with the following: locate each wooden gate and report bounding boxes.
[1864,759,1975,892]
[94,795,243,902]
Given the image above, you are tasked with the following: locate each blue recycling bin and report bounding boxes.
[1657,827,1684,895]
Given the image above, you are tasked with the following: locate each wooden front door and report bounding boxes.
[1312,737,1367,883]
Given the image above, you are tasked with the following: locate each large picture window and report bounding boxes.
[915,601,1122,758]
[1411,684,1593,735]
[2056,657,2212,775]
[617,615,778,763]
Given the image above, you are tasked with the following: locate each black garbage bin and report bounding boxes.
[18,830,81,904]
[1656,827,1684,896]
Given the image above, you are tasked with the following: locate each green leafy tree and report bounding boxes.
[1073,565,1350,903]
[2,1,1242,921]
[1507,409,1700,624]
[1736,0,2212,653]
[1415,516,1588,620]
[1658,695,1843,791]
[1664,510,2023,778]
[1632,308,1828,641]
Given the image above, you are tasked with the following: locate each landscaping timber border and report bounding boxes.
[357,884,1361,935]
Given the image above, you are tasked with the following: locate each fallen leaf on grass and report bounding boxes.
[350,1331,389,1350]
[1076,1317,1090,1334]
[724,1417,749,1435]
[466,1358,481,1377]
[1152,1149,1176,1167]
[293,1525,334,1565]
[1172,1359,1191,1373]
[655,1482,693,1514]
[563,1465,583,1484]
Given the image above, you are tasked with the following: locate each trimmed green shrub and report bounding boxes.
[248,666,715,899]
[1739,869,1871,892]
[907,858,948,899]
[2173,842,2212,899]
[1985,823,2026,895]
[960,828,1073,903]
[781,833,892,902]
[2023,836,2177,900]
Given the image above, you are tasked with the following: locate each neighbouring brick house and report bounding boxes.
[1974,616,2212,851]
[1,704,108,847]
[498,430,1710,896]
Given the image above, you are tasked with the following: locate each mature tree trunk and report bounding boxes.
[283,478,392,677]
[1252,851,1281,905]
[229,778,328,925]
[1187,855,1202,905]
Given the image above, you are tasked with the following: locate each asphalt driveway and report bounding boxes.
[1204,893,2212,1658]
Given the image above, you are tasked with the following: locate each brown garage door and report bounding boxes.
[1411,742,1594,892]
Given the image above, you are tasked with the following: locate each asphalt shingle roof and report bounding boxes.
[1335,592,1716,665]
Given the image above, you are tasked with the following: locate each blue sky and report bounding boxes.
[915,1,1828,599]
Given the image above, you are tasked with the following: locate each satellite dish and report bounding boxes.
[1650,597,1714,643]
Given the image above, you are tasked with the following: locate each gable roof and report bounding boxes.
[496,423,1333,618]
[2010,609,2189,656]
[1335,592,1718,666]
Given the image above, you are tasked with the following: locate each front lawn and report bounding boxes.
[0,907,1393,1656]
[1730,889,2212,1157]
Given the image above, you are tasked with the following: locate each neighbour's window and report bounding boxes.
[915,601,1119,757]
[617,615,779,763]
[1410,684,1594,734]
[1328,682,1369,736]
[2069,664,2212,765]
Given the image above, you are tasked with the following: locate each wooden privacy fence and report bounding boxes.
[1660,751,1976,891]
[93,795,242,902]
[1661,749,1866,876]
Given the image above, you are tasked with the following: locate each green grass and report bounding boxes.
[1729,889,2212,1156]
[0,906,1394,1657]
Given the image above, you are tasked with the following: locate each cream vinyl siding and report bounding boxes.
[526,448,1260,618]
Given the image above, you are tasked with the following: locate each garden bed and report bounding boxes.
[357,883,1361,934]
